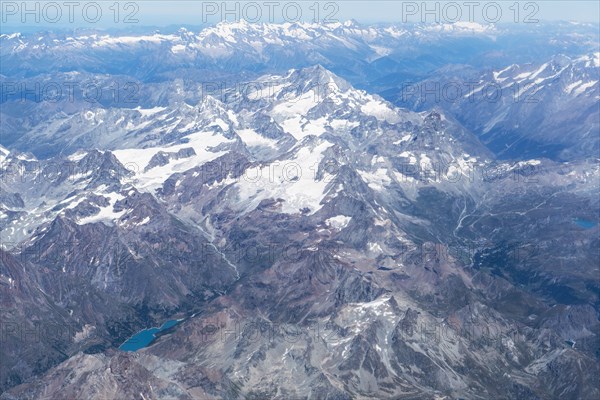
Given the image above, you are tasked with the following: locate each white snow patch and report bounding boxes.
[135,106,166,117]
[237,129,277,148]
[76,192,125,225]
[234,140,334,214]
[67,151,88,162]
[358,168,391,190]
[573,80,597,96]
[360,99,397,122]
[330,119,359,130]
[393,134,412,145]
[113,131,233,191]
[325,215,351,230]
[171,44,186,53]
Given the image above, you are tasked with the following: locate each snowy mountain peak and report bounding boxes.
[0,145,10,164]
[286,64,352,93]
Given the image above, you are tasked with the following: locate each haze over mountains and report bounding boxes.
[0,20,599,399]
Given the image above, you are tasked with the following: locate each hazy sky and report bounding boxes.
[141,1,600,24]
[1,1,599,31]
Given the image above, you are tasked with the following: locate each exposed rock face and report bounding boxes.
[145,148,197,172]
[0,250,78,391]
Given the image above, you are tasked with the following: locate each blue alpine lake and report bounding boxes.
[119,319,181,352]
[573,218,597,229]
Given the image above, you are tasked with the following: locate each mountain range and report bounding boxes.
[0,20,599,399]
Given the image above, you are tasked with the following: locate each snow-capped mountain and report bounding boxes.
[1,20,597,81]
[390,52,600,160]
[2,20,598,163]
[2,66,493,247]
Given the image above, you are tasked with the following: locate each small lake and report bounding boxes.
[573,218,597,229]
[119,319,180,352]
